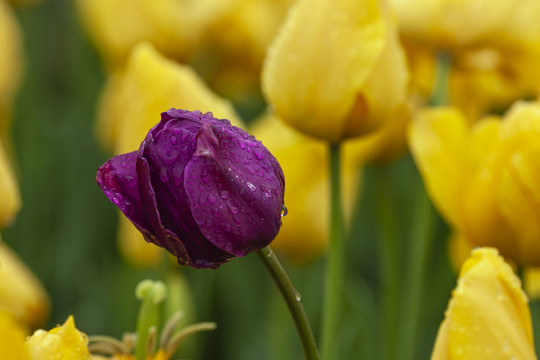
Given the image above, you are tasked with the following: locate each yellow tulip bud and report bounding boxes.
[250,113,359,262]
[409,100,540,266]
[26,316,92,360]
[431,248,536,360]
[0,243,49,329]
[262,0,408,143]
[97,42,242,156]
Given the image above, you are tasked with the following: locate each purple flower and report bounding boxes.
[96,109,285,269]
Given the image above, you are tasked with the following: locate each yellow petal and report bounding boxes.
[27,316,92,360]
[250,113,359,262]
[0,242,49,329]
[0,0,22,135]
[0,138,20,227]
[407,107,470,228]
[431,248,536,360]
[262,0,387,142]
[494,102,540,265]
[106,42,242,155]
[0,310,30,360]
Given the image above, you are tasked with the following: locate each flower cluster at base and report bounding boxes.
[97,109,285,269]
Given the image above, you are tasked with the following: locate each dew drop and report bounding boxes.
[121,161,127,168]
[230,207,239,214]
[207,194,217,204]
[281,205,288,217]
[180,130,190,143]
[220,190,229,199]
[295,291,301,302]
[112,197,120,205]
[170,135,178,144]
[253,147,265,160]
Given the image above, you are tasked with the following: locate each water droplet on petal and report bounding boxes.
[295,291,301,301]
[253,147,265,160]
[170,135,178,144]
[207,194,217,204]
[220,190,229,199]
[230,207,239,214]
[281,205,288,217]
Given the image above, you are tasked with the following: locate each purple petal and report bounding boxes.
[184,122,284,257]
[96,152,153,237]
[139,128,233,269]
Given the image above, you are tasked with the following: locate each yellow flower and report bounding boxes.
[26,316,93,360]
[431,247,536,360]
[250,113,359,262]
[0,0,22,136]
[409,100,540,266]
[0,310,30,360]
[76,0,233,68]
[389,0,540,50]
[0,138,20,228]
[261,0,408,143]
[97,42,241,155]
[0,242,49,329]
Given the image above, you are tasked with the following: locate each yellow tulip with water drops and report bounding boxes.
[97,42,242,266]
[409,100,540,266]
[431,247,536,360]
[26,316,93,360]
[262,0,409,143]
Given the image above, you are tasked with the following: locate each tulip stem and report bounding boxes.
[256,246,320,360]
[321,142,345,360]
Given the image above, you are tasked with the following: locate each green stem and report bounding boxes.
[134,280,167,360]
[256,247,320,360]
[321,142,345,360]
[394,52,449,360]
[373,167,399,360]
[394,185,435,360]
[430,52,452,107]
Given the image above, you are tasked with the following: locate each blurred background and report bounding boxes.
[5,0,531,359]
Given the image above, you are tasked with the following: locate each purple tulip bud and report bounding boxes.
[97,109,285,269]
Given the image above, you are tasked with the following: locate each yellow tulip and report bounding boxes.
[409,100,540,266]
[0,310,30,360]
[76,0,233,68]
[0,0,22,136]
[431,247,536,360]
[250,113,359,262]
[389,0,540,50]
[0,138,20,228]
[26,316,92,360]
[261,0,408,143]
[0,242,49,329]
[97,42,242,155]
